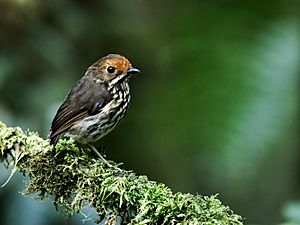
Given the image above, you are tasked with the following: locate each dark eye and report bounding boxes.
[106,66,116,74]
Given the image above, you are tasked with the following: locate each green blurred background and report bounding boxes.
[0,0,299,224]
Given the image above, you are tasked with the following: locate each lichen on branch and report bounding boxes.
[0,121,243,225]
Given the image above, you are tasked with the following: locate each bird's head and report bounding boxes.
[89,54,140,84]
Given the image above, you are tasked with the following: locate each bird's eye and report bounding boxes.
[106,66,116,74]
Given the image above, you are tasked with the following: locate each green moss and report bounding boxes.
[0,121,243,224]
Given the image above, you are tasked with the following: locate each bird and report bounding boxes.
[48,54,140,152]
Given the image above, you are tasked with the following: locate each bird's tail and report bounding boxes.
[48,129,59,146]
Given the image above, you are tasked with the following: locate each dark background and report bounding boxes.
[0,0,299,224]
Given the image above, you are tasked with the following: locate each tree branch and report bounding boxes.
[0,121,243,224]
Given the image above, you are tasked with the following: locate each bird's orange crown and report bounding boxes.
[101,54,132,74]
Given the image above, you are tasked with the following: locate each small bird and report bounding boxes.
[48,54,140,148]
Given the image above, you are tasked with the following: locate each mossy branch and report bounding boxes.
[0,121,243,225]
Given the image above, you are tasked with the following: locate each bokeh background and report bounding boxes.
[0,0,299,224]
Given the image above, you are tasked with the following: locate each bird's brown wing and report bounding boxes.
[48,107,89,142]
[49,77,112,145]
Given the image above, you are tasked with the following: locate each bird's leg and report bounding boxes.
[88,144,121,171]
[88,144,109,163]
[99,145,106,155]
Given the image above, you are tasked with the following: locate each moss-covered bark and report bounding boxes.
[0,121,243,225]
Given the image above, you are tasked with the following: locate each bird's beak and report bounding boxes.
[127,67,140,75]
